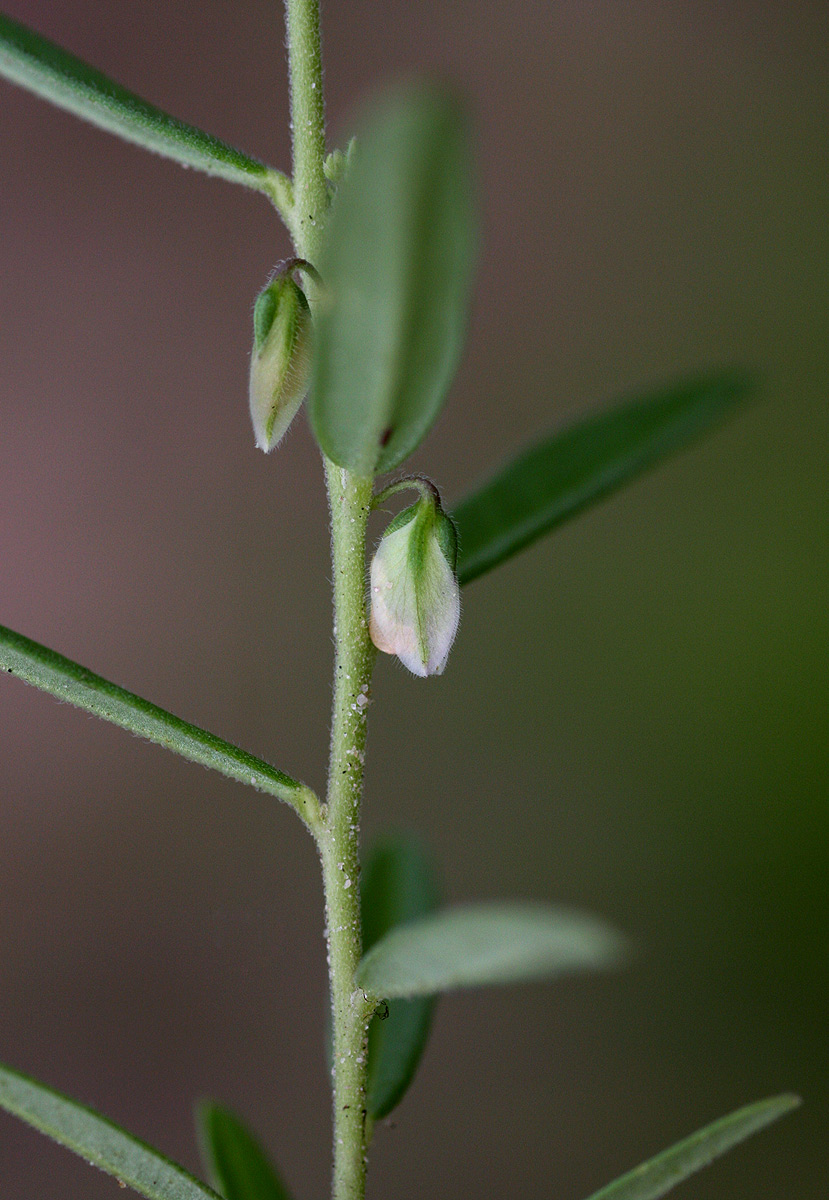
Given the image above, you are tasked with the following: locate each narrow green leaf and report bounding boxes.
[454,371,753,586]
[584,1094,800,1200]
[0,623,318,826]
[355,902,625,999]
[362,834,440,1118]
[0,1060,221,1200]
[197,1102,292,1200]
[0,12,284,199]
[311,82,476,476]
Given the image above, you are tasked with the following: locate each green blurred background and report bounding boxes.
[0,1,826,1197]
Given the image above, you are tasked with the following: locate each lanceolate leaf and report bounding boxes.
[361,834,440,1118]
[583,1094,800,1200]
[311,83,476,476]
[0,623,318,826]
[197,1102,292,1200]
[0,12,287,203]
[0,1061,222,1200]
[454,372,752,586]
[355,902,625,999]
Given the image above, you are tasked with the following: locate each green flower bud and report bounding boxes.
[249,269,312,452]
[369,491,460,677]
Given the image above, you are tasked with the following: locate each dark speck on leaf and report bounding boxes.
[379,427,393,447]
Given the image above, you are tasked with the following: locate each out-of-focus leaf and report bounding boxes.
[454,372,753,585]
[355,902,625,998]
[0,1060,221,1200]
[197,1102,292,1200]
[311,82,476,476]
[583,1094,800,1200]
[361,834,440,1118]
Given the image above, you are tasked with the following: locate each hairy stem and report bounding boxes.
[283,3,375,1198]
[319,465,376,1200]
[284,0,328,255]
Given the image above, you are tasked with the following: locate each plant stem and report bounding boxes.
[283,4,376,1199]
[283,0,328,257]
[372,474,442,510]
[319,464,376,1200]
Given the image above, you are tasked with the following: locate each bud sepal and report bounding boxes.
[249,262,315,452]
[369,486,460,677]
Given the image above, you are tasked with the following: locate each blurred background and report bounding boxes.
[0,1,826,1197]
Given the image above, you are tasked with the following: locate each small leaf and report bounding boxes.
[361,834,440,1118]
[355,902,625,999]
[0,622,319,827]
[0,13,284,199]
[311,82,476,476]
[454,372,753,586]
[0,1060,221,1200]
[583,1094,800,1200]
[197,1102,292,1200]
[323,148,347,184]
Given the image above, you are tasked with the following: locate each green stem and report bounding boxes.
[282,4,375,1198]
[372,474,442,509]
[263,168,295,229]
[319,465,376,1200]
[283,0,328,257]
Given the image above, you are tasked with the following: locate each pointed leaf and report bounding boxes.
[311,82,476,476]
[584,1094,800,1200]
[355,902,625,999]
[0,13,286,201]
[197,1103,292,1200]
[0,1060,221,1200]
[362,834,440,1118]
[454,372,753,586]
[0,623,318,826]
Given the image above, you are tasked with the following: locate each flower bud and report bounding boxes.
[369,493,460,677]
[249,271,312,452]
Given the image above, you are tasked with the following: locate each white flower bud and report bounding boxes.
[369,493,460,677]
[249,271,312,452]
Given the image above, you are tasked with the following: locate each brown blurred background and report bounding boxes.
[0,1,827,1197]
